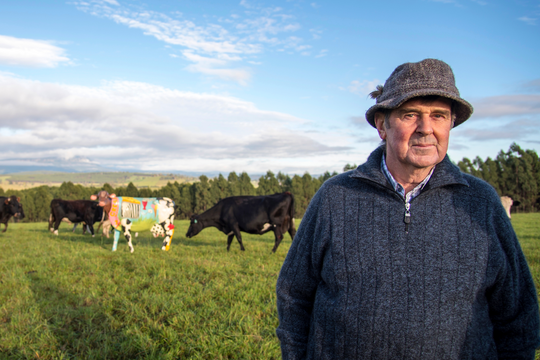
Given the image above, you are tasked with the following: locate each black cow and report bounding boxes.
[186,192,296,252]
[0,195,24,233]
[49,199,103,237]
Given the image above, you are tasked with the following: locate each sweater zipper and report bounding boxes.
[404,201,411,233]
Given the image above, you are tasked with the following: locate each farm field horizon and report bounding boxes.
[1,214,540,359]
[0,172,198,192]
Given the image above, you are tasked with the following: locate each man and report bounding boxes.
[276,59,540,359]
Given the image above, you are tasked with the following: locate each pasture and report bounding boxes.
[1,214,540,359]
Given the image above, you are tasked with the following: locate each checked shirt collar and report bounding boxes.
[381,153,435,204]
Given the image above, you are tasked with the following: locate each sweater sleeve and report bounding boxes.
[276,187,330,360]
[487,206,540,359]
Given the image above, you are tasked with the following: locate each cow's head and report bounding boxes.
[3,196,22,218]
[185,214,203,238]
[90,190,116,214]
[16,203,25,220]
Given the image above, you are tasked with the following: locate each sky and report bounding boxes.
[0,0,538,176]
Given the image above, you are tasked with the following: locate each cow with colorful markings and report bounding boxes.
[91,191,175,253]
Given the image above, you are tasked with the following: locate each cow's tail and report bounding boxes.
[284,192,296,237]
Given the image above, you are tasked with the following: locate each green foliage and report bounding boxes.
[257,171,281,196]
[457,143,540,212]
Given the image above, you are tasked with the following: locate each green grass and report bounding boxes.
[1,213,539,359]
[0,221,289,359]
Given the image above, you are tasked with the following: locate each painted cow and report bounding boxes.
[91,191,175,253]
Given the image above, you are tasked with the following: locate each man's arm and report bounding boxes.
[488,209,540,359]
[276,189,329,360]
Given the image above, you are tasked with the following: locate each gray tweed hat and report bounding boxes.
[365,58,473,128]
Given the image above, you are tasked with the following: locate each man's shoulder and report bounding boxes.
[315,170,384,203]
[458,172,501,202]
[320,170,371,190]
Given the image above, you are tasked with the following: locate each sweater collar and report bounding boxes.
[349,145,469,190]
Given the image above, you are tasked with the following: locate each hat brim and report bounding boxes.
[365,89,474,128]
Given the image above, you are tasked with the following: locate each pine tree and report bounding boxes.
[125,182,139,197]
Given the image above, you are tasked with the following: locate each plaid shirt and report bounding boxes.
[381,154,434,204]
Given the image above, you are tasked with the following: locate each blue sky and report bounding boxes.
[0,0,538,175]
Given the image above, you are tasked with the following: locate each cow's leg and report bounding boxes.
[103,223,111,239]
[232,225,245,251]
[88,223,95,237]
[72,223,78,233]
[161,217,175,251]
[288,218,297,240]
[48,214,55,232]
[226,233,234,251]
[53,217,62,235]
[112,229,121,251]
[271,227,285,253]
[121,219,134,253]
[1,222,7,233]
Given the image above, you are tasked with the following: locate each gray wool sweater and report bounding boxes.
[276,146,540,360]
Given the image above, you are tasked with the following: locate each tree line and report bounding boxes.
[1,143,538,223]
[457,143,540,212]
[0,170,338,223]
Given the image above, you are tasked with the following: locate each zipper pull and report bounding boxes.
[404,202,411,232]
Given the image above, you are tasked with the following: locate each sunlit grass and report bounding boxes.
[0,221,289,359]
[1,214,539,359]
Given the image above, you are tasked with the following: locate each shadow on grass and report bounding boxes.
[3,272,144,359]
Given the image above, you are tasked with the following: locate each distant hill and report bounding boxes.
[0,171,199,191]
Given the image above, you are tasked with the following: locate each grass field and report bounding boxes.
[1,214,539,359]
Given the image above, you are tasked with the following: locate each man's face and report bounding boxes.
[374,98,453,175]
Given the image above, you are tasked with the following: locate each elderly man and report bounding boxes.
[276,59,540,359]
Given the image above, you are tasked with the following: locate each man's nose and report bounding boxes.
[416,115,433,135]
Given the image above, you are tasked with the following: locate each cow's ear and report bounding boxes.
[90,195,97,200]
[110,194,117,199]
[4,199,8,205]
[17,197,21,202]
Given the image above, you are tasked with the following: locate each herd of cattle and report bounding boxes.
[0,191,297,253]
[1,192,519,253]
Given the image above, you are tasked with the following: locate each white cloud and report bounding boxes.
[182,50,251,84]
[518,16,537,25]
[343,79,381,96]
[0,35,70,68]
[310,29,323,40]
[72,0,313,84]
[315,49,328,58]
[453,118,540,142]
[0,74,354,173]
[471,94,540,118]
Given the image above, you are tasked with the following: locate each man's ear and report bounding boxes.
[374,112,387,140]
